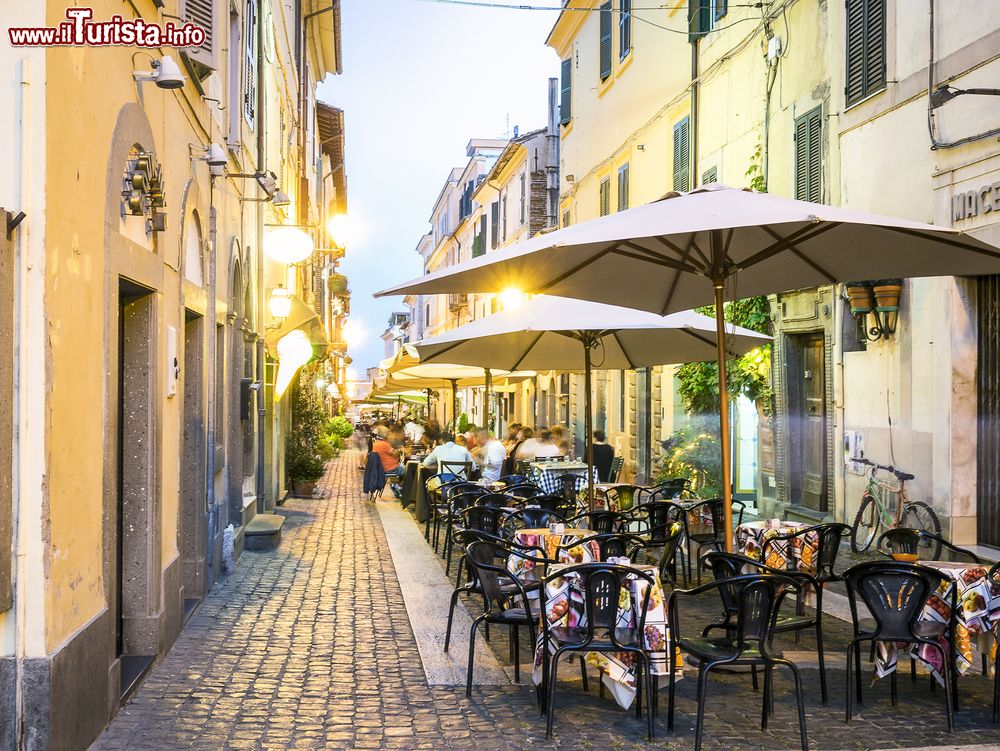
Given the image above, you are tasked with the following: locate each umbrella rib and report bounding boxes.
[680,326,739,358]
[654,235,712,272]
[416,338,467,363]
[511,331,546,371]
[881,225,1000,260]
[611,331,637,370]
[612,247,701,273]
[733,223,840,272]
[537,243,619,293]
[659,235,704,316]
[759,225,838,284]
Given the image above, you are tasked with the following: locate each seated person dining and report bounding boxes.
[371,425,404,497]
[422,432,475,476]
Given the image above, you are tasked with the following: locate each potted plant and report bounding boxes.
[286,365,329,497]
[872,278,903,311]
[844,281,873,314]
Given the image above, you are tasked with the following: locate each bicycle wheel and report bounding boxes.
[851,494,881,553]
[902,502,942,559]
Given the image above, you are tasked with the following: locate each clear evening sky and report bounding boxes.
[317,0,560,378]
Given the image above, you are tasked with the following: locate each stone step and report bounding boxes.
[243,513,285,551]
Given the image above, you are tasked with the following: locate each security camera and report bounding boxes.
[206,143,227,167]
[152,55,185,89]
[256,171,278,193]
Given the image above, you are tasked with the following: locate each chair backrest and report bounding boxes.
[512,507,565,531]
[568,511,623,535]
[653,522,685,584]
[606,484,643,511]
[446,482,485,501]
[426,472,459,495]
[557,473,588,501]
[731,575,797,650]
[542,563,654,649]
[440,460,472,479]
[608,456,624,482]
[461,505,505,537]
[527,494,567,513]
[762,522,850,580]
[449,490,485,516]
[466,540,534,615]
[499,474,527,485]
[876,528,921,557]
[632,501,683,537]
[844,561,947,642]
[877,528,981,564]
[569,533,645,561]
[687,498,725,537]
[505,483,542,499]
[475,492,511,508]
[639,478,688,503]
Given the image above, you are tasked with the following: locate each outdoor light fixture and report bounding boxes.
[844,280,902,342]
[315,377,326,390]
[256,171,278,194]
[268,285,293,321]
[273,330,314,400]
[930,84,1000,109]
[326,213,350,247]
[133,55,186,89]
[205,143,227,167]
[271,189,291,206]
[264,226,314,263]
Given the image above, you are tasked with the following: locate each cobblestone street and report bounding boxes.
[92,451,1000,750]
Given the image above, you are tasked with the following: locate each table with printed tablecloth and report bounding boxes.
[509,528,598,584]
[531,562,676,709]
[736,521,820,574]
[529,461,599,496]
[874,560,1000,683]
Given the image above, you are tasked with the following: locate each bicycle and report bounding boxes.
[850,458,941,559]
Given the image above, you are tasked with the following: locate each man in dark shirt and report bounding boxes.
[591,429,615,482]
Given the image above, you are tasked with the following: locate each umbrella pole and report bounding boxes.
[451,379,458,434]
[484,368,493,434]
[583,336,595,512]
[713,280,735,553]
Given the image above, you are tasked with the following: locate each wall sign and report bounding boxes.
[952,181,1000,222]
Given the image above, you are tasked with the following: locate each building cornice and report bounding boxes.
[546,0,597,58]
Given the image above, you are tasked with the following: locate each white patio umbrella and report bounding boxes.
[411,295,770,507]
[377,184,1000,548]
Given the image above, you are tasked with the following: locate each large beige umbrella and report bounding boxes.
[377,184,1000,548]
[411,295,770,507]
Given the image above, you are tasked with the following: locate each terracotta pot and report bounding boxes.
[845,285,873,314]
[292,481,316,497]
[873,283,902,311]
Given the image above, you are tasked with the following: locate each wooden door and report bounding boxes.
[788,334,827,511]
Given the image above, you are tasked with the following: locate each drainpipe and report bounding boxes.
[206,186,218,575]
[255,0,267,512]
[690,39,699,187]
[545,77,560,228]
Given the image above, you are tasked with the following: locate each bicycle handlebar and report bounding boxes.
[855,457,915,482]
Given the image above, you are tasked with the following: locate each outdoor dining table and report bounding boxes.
[529,461,599,496]
[508,528,597,583]
[875,560,1000,683]
[532,561,673,710]
[736,520,819,574]
[405,462,436,523]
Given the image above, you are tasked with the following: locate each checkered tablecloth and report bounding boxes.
[529,462,599,495]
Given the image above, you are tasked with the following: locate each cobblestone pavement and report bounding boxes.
[92,451,1000,750]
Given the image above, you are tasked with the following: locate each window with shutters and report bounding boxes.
[228,10,241,143]
[501,194,508,241]
[244,0,257,128]
[845,0,886,106]
[794,107,823,202]
[619,0,631,60]
[672,117,690,192]
[617,163,629,211]
[180,0,216,74]
[711,0,727,23]
[599,2,612,82]
[472,215,487,258]
[599,177,611,217]
[562,210,571,228]
[490,201,500,248]
[520,172,526,225]
[702,165,718,185]
[560,57,572,125]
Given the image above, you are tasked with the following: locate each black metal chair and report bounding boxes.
[540,563,656,739]
[442,488,489,574]
[608,456,624,482]
[502,507,566,537]
[667,572,807,751]
[684,498,746,583]
[605,483,644,512]
[559,533,646,562]
[843,561,955,731]
[463,540,539,695]
[877,528,981,563]
[525,493,572,515]
[433,481,482,553]
[565,510,627,535]
[499,473,528,485]
[424,472,461,544]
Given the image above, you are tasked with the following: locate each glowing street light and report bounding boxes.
[273,329,314,400]
[264,226,314,264]
[326,213,351,248]
[268,285,293,321]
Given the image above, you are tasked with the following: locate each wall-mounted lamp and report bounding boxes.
[271,189,291,207]
[133,55,186,90]
[844,279,902,342]
[268,285,293,322]
[930,84,1000,109]
[264,226,314,264]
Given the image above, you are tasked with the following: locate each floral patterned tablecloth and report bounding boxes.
[736,521,820,574]
[875,560,1000,683]
[509,528,597,583]
[531,563,675,710]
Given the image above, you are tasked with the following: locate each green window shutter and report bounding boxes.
[672,117,690,191]
[617,163,629,211]
[688,0,710,42]
[599,177,611,217]
[599,2,613,81]
[794,107,822,202]
[560,57,572,125]
[619,0,631,59]
[490,201,499,248]
[702,165,717,185]
[714,0,727,21]
[845,0,886,106]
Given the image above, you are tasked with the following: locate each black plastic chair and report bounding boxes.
[540,563,656,739]
[877,528,981,563]
[525,493,571,514]
[684,498,746,583]
[559,533,646,562]
[463,540,538,695]
[608,456,624,482]
[502,507,566,537]
[505,483,542,500]
[499,474,528,485]
[605,484,643,512]
[637,478,688,504]
[667,573,807,751]
[649,521,685,587]
[565,510,626,535]
[442,488,489,574]
[843,561,955,731]
[474,491,515,508]
[557,473,589,504]
[424,472,461,544]
[628,501,685,537]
